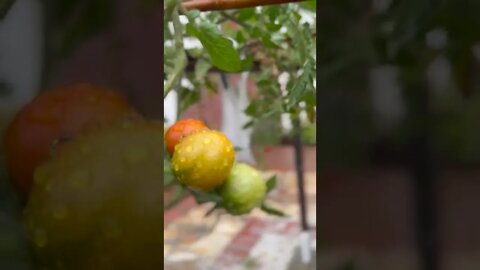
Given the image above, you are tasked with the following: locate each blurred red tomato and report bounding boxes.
[3,83,139,198]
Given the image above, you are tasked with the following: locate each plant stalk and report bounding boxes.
[183,0,305,11]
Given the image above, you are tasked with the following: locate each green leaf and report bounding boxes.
[235,30,247,43]
[184,9,200,20]
[244,102,257,116]
[186,22,242,72]
[265,175,277,193]
[234,146,243,152]
[190,189,223,204]
[260,202,286,217]
[286,57,316,111]
[265,6,281,22]
[238,7,255,21]
[241,55,254,70]
[266,22,282,32]
[300,0,316,12]
[242,120,255,129]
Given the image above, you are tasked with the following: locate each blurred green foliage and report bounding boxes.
[320,0,480,167]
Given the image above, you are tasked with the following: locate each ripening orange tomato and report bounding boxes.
[164,118,208,156]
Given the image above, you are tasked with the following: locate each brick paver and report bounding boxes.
[164,171,317,270]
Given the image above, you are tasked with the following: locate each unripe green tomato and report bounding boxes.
[220,163,266,215]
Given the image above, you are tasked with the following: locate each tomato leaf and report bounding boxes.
[285,57,316,111]
[190,189,223,204]
[260,202,286,217]
[186,22,243,72]
[265,175,277,193]
[238,7,255,21]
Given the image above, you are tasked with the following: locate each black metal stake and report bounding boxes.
[409,79,438,270]
[293,118,309,231]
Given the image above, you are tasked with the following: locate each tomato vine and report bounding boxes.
[163,0,317,213]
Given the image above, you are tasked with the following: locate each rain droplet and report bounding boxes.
[180,158,186,163]
[203,139,211,145]
[226,147,232,153]
[186,146,193,153]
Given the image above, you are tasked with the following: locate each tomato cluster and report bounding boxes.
[165,119,267,215]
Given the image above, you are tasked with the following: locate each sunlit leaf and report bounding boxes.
[186,22,243,72]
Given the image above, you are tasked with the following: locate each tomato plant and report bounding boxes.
[163,0,316,216]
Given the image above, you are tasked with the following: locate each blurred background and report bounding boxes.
[319,0,480,270]
[1,0,317,269]
[0,0,162,268]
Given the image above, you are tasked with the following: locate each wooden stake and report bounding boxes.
[183,0,305,11]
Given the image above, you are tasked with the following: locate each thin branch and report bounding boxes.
[183,0,305,11]
[164,7,187,98]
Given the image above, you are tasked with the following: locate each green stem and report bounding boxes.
[172,8,183,49]
[164,6,187,99]
[163,53,185,98]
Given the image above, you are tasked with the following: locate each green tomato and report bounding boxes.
[220,163,266,215]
